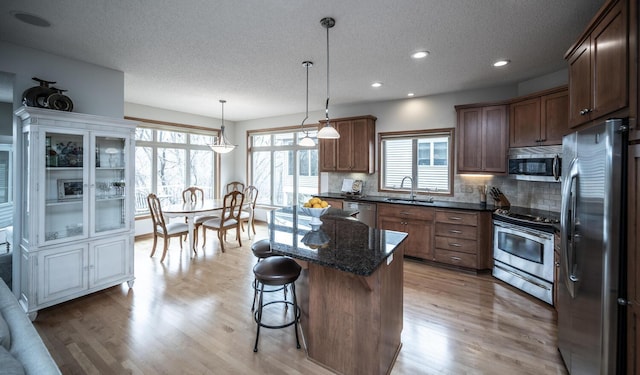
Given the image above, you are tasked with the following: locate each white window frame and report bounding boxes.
[248,126,319,207]
[131,119,220,216]
[379,128,455,196]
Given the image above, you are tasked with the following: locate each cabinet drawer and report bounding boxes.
[435,236,477,254]
[434,249,477,268]
[435,210,477,226]
[377,204,434,220]
[434,223,477,240]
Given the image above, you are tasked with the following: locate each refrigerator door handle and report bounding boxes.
[553,154,561,181]
[560,158,579,298]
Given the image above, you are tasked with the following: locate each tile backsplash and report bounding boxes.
[326,172,561,213]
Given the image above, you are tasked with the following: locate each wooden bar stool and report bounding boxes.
[252,256,301,352]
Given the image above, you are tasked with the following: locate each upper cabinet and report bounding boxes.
[319,115,376,173]
[509,86,569,147]
[456,104,508,174]
[565,0,628,128]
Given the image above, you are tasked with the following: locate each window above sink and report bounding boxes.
[379,128,454,197]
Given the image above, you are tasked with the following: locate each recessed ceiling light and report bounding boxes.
[411,51,429,59]
[371,82,382,88]
[407,93,415,97]
[493,59,511,67]
[11,11,51,27]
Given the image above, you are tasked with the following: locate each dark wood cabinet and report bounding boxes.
[319,115,376,173]
[322,198,343,210]
[433,210,492,270]
[456,105,508,174]
[510,87,569,147]
[377,204,434,260]
[566,0,628,128]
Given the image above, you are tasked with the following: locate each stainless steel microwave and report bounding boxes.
[508,146,561,182]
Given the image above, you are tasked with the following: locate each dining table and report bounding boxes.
[163,199,224,255]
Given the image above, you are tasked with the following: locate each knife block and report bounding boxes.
[494,194,511,209]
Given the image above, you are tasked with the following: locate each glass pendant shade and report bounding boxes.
[317,123,340,139]
[299,135,316,147]
[209,100,236,153]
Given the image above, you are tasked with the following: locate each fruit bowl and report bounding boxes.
[300,205,331,228]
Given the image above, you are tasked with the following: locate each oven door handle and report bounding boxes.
[560,157,578,298]
[493,221,551,239]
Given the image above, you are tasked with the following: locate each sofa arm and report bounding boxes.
[0,279,60,375]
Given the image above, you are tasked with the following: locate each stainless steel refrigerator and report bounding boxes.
[558,118,627,374]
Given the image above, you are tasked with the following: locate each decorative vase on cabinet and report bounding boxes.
[14,106,136,319]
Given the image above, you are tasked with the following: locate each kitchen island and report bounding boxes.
[268,207,408,375]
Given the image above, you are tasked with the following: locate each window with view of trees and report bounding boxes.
[380,129,454,195]
[134,124,218,215]
[249,128,319,207]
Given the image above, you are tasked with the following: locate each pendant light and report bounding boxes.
[209,99,236,154]
[299,61,316,147]
[317,17,340,139]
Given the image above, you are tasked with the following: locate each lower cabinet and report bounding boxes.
[322,198,344,210]
[433,209,492,270]
[377,204,434,260]
[374,202,493,270]
[21,236,134,319]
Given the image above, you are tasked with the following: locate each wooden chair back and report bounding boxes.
[147,193,168,234]
[221,190,245,224]
[225,181,245,194]
[182,186,205,204]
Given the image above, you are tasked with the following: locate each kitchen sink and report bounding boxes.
[385,197,435,205]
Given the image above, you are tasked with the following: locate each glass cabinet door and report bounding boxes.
[94,136,127,233]
[44,131,86,242]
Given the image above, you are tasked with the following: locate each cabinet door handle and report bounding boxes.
[579,108,592,115]
[449,230,462,234]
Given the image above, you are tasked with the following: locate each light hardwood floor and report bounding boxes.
[33,224,568,374]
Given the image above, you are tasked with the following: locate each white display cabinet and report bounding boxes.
[15,107,136,319]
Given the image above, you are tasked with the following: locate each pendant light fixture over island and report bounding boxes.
[317,17,340,140]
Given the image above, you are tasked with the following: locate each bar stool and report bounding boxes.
[252,256,301,352]
[251,239,285,311]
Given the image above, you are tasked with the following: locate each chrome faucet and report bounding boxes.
[400,176,415,200]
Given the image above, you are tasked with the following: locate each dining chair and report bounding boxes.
[181,186,218,247]
[147,193,189,262]
[225,181,245,194]
[201,191,245,252]
[240,185,258,239]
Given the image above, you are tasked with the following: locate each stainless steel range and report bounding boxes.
[492,208,559,305]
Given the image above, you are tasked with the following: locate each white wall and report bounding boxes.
[0,41,124,118]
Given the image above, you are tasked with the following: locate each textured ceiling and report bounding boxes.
[0,0,603,121]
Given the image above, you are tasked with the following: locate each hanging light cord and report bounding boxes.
[219,100,227,145]
[301,62,310,128]
[325,21,330,123]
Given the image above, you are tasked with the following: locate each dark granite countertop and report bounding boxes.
[317,192,496,212]
[267,206,408,276]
